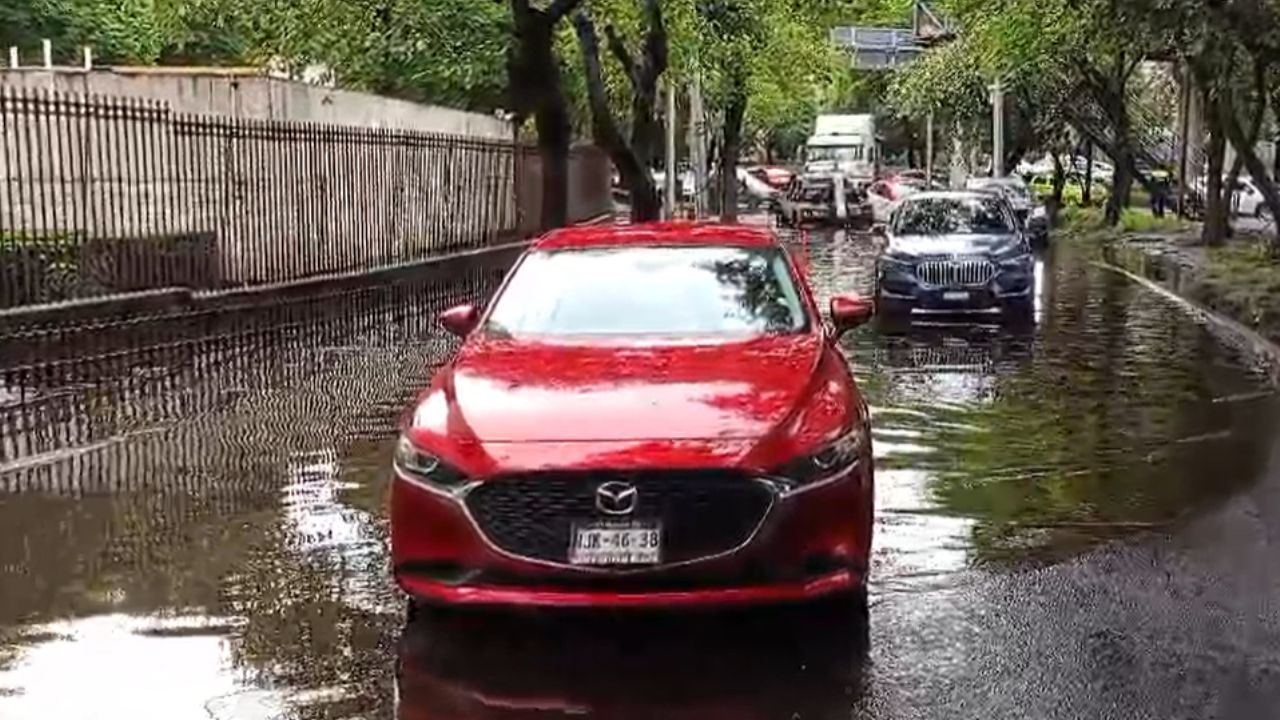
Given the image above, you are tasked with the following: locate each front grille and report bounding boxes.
[464,470,774,567]
[916,259,996,287]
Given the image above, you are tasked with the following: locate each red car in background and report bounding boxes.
[390,222,875,614]
[749,165,796,190]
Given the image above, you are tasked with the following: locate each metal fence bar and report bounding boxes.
[0,84,572,308]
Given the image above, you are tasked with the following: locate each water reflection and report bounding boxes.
[813,235,1280,570]
[395,608,868,720]
[2,223,1279,718]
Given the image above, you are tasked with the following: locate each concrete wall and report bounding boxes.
[0,68,512,140]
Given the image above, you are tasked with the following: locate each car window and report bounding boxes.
[800,184,831,202]
[892,197,1016,235]
[485,245,809,337]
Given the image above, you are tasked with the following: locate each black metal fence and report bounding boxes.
[0,85,609,309]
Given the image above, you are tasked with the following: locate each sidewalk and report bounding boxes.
[1069,210,1280,380]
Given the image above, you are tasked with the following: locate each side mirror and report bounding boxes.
[829,294,874,335]
[439,304,479,337]
[1026,214,1049,238]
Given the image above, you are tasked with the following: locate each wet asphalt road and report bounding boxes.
[3,222,1280,719]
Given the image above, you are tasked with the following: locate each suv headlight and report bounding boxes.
[393,435,469,492]
[769,423,869,492]
[880,250,914,268]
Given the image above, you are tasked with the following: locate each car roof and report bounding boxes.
[532,221,779,251]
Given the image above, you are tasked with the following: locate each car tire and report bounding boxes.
[405,597,422,624]
[810,584,870,651]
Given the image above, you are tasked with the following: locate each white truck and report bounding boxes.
[803,114,880,187]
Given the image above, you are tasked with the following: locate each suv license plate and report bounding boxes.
[942,291,970,302]
[569,522,661,565]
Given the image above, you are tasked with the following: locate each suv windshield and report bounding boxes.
[485,245,808,337]
[892,196,1015,235]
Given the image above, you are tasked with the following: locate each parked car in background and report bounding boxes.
[1028,173,1110,207]
[777,175,837,226]
[1189,175,1273,219]
[873,191,1035,319]
[749,166,796,190]
[391,222,876,612]
[965,176,1034,222]
[865,177,921,223]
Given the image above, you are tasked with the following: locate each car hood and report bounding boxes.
[423,334,824,443]
[886,233,1020,257]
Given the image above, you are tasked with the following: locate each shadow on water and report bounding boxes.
[396,607,869,720]
[2,221,1280,717]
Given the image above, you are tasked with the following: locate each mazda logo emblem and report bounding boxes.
[595,480,638,516]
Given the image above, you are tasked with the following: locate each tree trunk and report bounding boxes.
[1219,95,1280,251]
[1050,152,1067,224]
[1083,143,1094,205]
[718,78,748,224]
[509,0,585,231]
[1105,145,1134,225]
[1202,105,1228,246]
[571,1,666,222]
[535,104,571,230]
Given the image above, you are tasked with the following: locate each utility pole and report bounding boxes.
[688,72,707,218]
[925,111,934,189]
[990,79,1004,177]
[664,78,677,219]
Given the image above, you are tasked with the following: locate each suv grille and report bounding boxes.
[464,470,773,567]
[917,259,996,287]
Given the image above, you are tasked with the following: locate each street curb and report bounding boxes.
[0,212,614,330]
[1091,258,1280,387]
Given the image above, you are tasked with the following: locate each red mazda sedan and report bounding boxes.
[390,222,875,613]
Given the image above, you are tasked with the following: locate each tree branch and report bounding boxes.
[604,25,641,88]
[547,0,584,23]
[640,0,668,86]
[1218,85,1280,243]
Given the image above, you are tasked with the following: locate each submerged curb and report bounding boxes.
[1091,257,1280,388]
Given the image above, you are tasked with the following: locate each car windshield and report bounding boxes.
[485,245,808,337]
[893,197,1015,235]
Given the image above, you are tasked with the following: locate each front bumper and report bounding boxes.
[390,463,873,608]
[877,258,1033,312]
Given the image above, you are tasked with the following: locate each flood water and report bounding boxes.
[3,225,1280,719]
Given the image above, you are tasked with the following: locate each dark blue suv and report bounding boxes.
[874,191,1035,319]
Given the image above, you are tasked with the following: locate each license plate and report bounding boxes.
[942,290,970,302]
[569,521,661,565]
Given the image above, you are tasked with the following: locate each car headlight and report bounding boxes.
[879,251,914,269]
[769,423,869,492]
[393,435,469,491]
